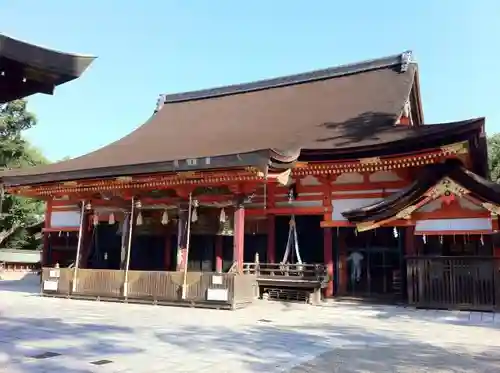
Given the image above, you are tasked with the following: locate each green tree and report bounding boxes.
[488,133,500,183]
[0,100,48,249]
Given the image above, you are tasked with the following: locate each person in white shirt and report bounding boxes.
[347,251,364,282]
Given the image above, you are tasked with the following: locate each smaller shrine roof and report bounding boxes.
[343,159,500,228]
[0,34,96,103]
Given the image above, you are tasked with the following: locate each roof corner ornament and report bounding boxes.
[400,51,412,73]
[155,94,166,113]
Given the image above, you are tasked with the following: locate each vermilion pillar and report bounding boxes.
[323,227,334,297]
[233,205,245,272]
[215,235,223,272]
[267,215,276,263]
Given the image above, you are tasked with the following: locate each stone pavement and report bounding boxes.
[1,279,500,372]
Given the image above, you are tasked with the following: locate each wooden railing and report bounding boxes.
[406,256,500,311]
[243,263,327,283]
[41,268,257,309]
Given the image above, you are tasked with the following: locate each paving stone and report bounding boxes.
[1,280,500,372]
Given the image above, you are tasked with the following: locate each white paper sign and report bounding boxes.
[43,280,58,291]
[212,275,223,285]
[206,288,228,301]
[49,270,60,278]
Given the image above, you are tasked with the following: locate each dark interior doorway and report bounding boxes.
[275,215,323,264]
[188,235,215,271]
[87,224,122,270]
[130,233,165,271]
[342,227,403,298]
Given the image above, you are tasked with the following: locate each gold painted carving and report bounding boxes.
[116,176,133,183]
[395,204,418,220]
[440,142,468,155]
[425,177,470,199]
[482,202,500,216]
[356,221,377,232]
[359,157,381,165]
[62,181,78,187]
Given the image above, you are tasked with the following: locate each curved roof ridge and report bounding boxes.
[0,33,95,59]
[162,51,412,104]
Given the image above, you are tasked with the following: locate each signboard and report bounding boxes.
[206,288,228,301]
[43,280,58,291]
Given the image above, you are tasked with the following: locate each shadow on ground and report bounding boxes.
[320,301,500,330]
[0,279,40,295]
[0,313,142,372]
[155,321,500,372]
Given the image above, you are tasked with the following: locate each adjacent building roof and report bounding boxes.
[0,249,41,264]
[343,159,500,227]
[0,34,96,103]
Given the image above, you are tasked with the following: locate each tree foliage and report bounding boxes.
[488,133,500,183]
[0,100,48,249]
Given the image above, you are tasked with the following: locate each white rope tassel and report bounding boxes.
[136,211,143,226]
[219,208,226,223]
[292,216,302,264]
[161,209,169,225]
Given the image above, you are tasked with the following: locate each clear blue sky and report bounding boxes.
[2,0,499,161]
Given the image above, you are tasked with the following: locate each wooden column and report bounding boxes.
[267,215,276,263]
[233,205,245,272]
[405,226,416,256]
[323,227,334,297]
[79,212,93,268]
[321,176,334,296]
[215,235,223,272]
[176,205,189,271]
[42,201,52,266]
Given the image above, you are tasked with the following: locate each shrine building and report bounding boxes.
[2,48,500,311]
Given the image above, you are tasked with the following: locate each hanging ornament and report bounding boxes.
[439,235,443,244]
[108,212,115,225]
[480,234,484,245]
[219,208,226,223]
[104,252,108,261]
[136,211,143,226]
[58,231,62,237]
[161,209,169,225]
[85,202,92,210]
[422,234,427,244]
[393,227,398,238]
[191,207,198,223]
[66,232,70,237]
[354,227,358,236]
[93,213,99,226]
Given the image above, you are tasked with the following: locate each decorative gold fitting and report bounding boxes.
[359,157,381,165]
[440,142,468,155]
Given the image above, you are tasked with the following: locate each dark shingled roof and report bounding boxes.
[0,34,96,103]
[1,51,422,185]
[343,159,500,226]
